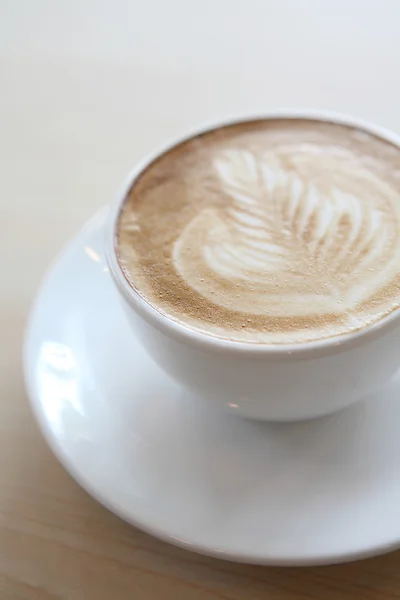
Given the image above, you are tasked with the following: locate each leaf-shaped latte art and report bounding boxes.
[173,147,400,320]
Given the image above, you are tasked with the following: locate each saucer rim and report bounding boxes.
[23,207,400,566]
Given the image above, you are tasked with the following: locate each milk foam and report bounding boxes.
[173,147,398,315]
[117,119,400,344]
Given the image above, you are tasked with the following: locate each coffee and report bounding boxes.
[116,118,400,344]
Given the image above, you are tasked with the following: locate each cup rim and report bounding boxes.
[106,108,400,358]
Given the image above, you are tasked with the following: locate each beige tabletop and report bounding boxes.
[2,1,400,598]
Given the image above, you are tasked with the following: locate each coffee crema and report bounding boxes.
[116,118,400,344]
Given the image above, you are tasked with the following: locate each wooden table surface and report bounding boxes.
[3,1,400,598]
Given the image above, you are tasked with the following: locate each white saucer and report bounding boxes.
[24,207,400,566]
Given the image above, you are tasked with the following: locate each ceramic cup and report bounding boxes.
[106,110,400,421]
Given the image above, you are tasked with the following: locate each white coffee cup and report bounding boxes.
[106,110,400,421]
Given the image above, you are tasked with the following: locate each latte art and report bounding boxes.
[117,119,400,343]
[174,147,397,316]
